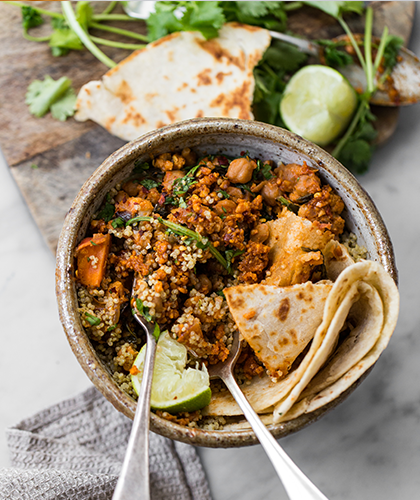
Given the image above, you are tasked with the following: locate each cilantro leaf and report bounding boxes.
[172,165,201,196]
[140,178,160,190]
[153,323,161,341]
[133,161,150,174]
[21,5,43,31]
[135,298,153,322]
[97,194,115,222]
[49,27,84,52]
[25,76,72,118]
[383,35,404,71]
[50,88,77,121]
[317,39,353,67]
[111,217,125,229]
[304,1,364,19]
[337,139,373,174]
[85,312,101,326]
[225,249,245,273]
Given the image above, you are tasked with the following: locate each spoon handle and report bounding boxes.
[112,334,157,500]
[222,372,329,500]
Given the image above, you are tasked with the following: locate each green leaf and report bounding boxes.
[383,35,404,70]
[85,312,101,326]
[97,194,115,222]
[278,196,300,214]
[225,249,245,272]
[25,75,72,118]
[50,88,77,121]
[111,217,125,228]
[133,161,150,174]
[140,178,160,190]
[337,138,373,174]
[21,5,44,30]
[304,1,364,19]
[172,164,201,196]
[263,40,308,73]
[146,6,183,41]
[153,323,161,341]
[135,298,153,322]
[49,26,84,51]
[317,40,353,67]
[76,1,93,30]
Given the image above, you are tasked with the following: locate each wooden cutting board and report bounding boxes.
[0,1,415,252]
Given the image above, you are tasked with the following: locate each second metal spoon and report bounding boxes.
[208,331,329,500]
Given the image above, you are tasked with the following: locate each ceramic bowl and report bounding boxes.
[55,117,396,448]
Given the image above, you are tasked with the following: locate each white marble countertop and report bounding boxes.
[1,14,420,500]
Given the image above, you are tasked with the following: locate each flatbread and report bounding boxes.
[75,23,271,140]
[264,208,334,287]
[204,260,399,423]
[224,281,333,377]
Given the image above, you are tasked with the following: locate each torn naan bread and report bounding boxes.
[224,281,333,378]
[75,23,271,140]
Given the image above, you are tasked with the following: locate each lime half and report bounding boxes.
[280,65,358,147]
[131,330,211,413]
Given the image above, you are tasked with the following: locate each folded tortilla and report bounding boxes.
[224,281,333,378]
[204,260,399,423]
[75,23,271,140]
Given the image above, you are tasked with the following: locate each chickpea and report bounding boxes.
[226,157,256,184]
[250,223,269,243]
[172,153,186,170]
[163,170,185,192]
[181,147,197,166]
[115,190,128,203]
[225,186,243,200]
[214,199,237,216]
[261,179,280,206]
[122,180,141,197]
[197,274,212,295]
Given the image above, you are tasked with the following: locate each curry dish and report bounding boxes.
[75,147,350,426]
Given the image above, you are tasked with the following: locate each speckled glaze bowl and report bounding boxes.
[55,117,396,448]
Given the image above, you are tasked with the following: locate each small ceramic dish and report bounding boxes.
[55,117,396,448]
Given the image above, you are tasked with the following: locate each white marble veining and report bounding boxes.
[1,12,420,500]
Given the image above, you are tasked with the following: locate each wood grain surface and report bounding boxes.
[0,1,415,252]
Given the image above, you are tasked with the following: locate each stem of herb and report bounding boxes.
[23,31,51,43]
[61,2,117,69]
[126,216,229,270]
[4,1,64,18]
[374,26,389,73]
[89,22,149,42]
[283,2,303,11]
[337,15,366,73]
[101,1,117,15]
[92,13,138,22]
[332,99,367,158]
[89,35,145,50]
[364,7,374,94]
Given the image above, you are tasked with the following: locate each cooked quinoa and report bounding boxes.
[75,147,353,428]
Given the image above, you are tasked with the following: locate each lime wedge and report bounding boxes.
[280,65,358,147]
[131,330,211,413]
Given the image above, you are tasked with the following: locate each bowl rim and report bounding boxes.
[55,117,397,448]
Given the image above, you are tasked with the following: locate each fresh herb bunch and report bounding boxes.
[9,1,404,173]
[308,3,403,173]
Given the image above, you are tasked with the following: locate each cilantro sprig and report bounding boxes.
[25,75,75,119]
[5,1,148,68]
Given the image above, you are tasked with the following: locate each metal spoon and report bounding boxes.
[122,1,420,107]
[208,331,329,500]
[112,276,157,500]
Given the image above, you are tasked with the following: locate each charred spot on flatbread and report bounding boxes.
[276,298,290,321]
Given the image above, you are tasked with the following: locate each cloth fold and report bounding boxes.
[0,387,212,500]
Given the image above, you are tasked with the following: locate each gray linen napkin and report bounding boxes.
[0,387,212,500]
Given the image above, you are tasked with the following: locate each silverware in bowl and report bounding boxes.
[55,117,396,448]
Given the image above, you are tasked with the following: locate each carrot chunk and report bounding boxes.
[75,233,111,288]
